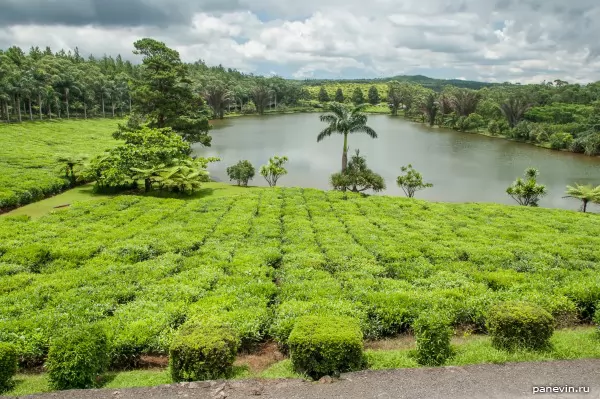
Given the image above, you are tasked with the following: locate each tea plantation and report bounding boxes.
[0,188,599,372]
[0,120,120,211]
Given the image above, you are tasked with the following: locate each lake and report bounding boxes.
[194,113,600,211]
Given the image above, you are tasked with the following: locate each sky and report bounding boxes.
[0,0,599,83]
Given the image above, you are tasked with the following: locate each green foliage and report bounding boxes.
[500,96,532,128]
[241,101,257,114]
[318,86,330,103]
[351,87,365,105]
[368,86,380,105]
[396,164,433,198]
[334,88,344,103]
[549,132,574,150]
[288,315,365,379]
[563,184,600,213]
[318,103,378,171]
[525,103,593,124]
[486,302,555,351]
[413,313,454,366]
[46,325,109,390]
[169,321,239,382]
[506,168,547,207]
[330,150,386,193]
[260,156,289,187]
[226,160,256,186]
[594,308,600,339]
[131,38,211,146]
[488,119,510,136]
[0,342,18,391]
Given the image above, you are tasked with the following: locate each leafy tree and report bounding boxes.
[130,38,211,146]
[563,184,600,213]
[202,78,232,119]
[549,132,574,150]
[506,168,547,207]
[396,164,433,198]
[318,103,378,172]
[130,164,166,193]
[387,81,411,116]
[318,86,330,103]
[260,156,288,187]
[330,150,385,193]
[352,88,365,105]
[227,160,256,186]
[368,86,380,105]
[56,155,88,187]
[420,93,439,126]
[157,157,218,194]
[500,96,532,128]
[450,89,480,116]
[334,88,344,103]
[251,80,272,115]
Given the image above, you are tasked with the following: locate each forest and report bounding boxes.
[2,44,600,156]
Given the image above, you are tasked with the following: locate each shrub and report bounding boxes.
[413,313,454,366]
[46,325,109,390]
[226,160,256,187]
[486,302,554,351]
[0,342,18,391]
[169,321,239,382]
[288,315,365,379]
[549,132,574,150]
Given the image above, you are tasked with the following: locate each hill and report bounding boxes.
[301,74,500,91]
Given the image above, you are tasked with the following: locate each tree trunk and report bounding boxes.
[112,102,115,118]
[38,94,43,120]
[583,200,588,213]
[28,98,33,120]
[129,95,132,113]
[65,89,69,119]
[341,133,349,172]
[84,102,87,119]
[17,95,22,122]
[48,102,52,119]
[102,95,105,117]
[145,178,151,193]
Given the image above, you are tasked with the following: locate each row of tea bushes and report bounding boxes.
[0,188,599,375]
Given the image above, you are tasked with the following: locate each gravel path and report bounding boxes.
[15,360,600,399]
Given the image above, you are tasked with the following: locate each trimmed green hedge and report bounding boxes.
[288,315,365,379]
[169,321,239,382]
[0,342,18,391]
[46,325,109,390]
[487,302,554,351]
[414,313,454,366]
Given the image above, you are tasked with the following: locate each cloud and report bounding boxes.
[1,0,599,83]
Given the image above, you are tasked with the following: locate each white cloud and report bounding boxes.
[1,0,599,83]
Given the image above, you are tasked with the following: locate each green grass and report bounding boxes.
[0,119,122,211]
[4,328,598,396]
[2,182,261,219]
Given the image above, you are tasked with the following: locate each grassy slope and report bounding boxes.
[5,327,599,396]
[0,119,122,211]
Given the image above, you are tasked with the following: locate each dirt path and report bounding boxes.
[15,360,600,399]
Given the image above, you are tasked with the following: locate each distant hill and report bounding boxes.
[301,74,500,91]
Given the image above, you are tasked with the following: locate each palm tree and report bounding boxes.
[420,93,439,126]
[317,102,378,172]
[450,89,480,116]
[563,184,600,213]
[500,96,532,128]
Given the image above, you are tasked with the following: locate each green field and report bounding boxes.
[0,119,121,211]
[1,187,599,369]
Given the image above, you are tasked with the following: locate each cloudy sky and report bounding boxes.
[0,0,599,83]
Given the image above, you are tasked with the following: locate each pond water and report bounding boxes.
[194,113,600,211]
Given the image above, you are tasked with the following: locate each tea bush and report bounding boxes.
[288,315,365,379]
[169,321,239,382]
[413,313,454,366]
[0,342,18,391]
[46,325,109,390]
[487,302,555,351]
[0,188,598,368]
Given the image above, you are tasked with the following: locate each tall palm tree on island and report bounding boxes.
[317,102,378,172]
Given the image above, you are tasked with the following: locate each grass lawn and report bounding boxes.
[0,119,122,212]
